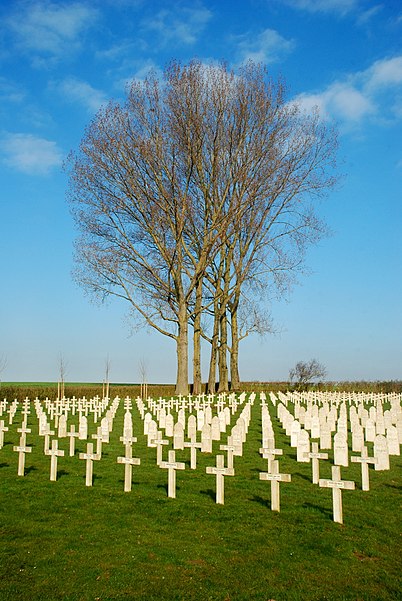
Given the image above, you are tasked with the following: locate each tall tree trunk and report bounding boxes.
[176,302,189,396]
[218,306,229,392]
[192,277,203,395]
[207,309,220,394]
[230,302,240,390]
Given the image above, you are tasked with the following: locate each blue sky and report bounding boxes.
[0,0,401,384]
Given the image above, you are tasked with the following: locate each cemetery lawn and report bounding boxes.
[0,397,401,601]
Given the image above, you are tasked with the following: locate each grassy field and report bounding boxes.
[0,393,401,601]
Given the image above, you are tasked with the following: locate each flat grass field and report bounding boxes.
[0,393,401,601]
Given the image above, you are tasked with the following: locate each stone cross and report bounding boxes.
[17,422,31,444]
[351,446,377,491]
[184,435,202,469]
[151,431,169,466]
[92,427,104,456]
[117,445,141,492]
[67,424,80,457]
[0,419,9,449]
[259,459,291,512]
[159,450,185,498]
[319,465,355,524]
[13,437,32,476]
[304,442,328,484]
[79,442,101,487]
[206,454,234,505]
[220,435,237,470]
[43,423,55,455]
[48,439,65,481]
[259,441,283,472]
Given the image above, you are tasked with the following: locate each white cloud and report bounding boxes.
[294,54,402,128]
[7,1,97,63]
[283,0,358,15]
[55,78,108,112]
[235,28,295,65]
[0,133,63,175]
[364,56,402,90]
[142,5,212,46]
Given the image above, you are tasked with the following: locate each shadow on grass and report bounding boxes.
[250,494,269,508]
[302,502,332,518]
[56,469,69,479]
[25,465,38,475]
[293,472,311,482]
[0,462,9,469]
[200,488,216,502]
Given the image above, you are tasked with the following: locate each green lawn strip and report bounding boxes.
[0,395,401,600]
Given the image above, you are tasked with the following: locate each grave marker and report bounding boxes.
[351,446,377,491]
[319,465,355,524]
[13,437,32,476]
[159,450,185,499]
[206,454,234,504]
[304,442,328,484]
[48,439,65,481]
[259,459,291,512]
[79,442,101,487]
[117,445,141,492]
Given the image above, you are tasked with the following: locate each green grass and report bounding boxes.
[0,395,401,601]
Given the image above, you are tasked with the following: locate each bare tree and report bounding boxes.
[0,354,7,387]
[103,355,111,399]
[289,359,327,388]
[57,354,67,400]
[138,358,148,400]
[66,60,337,394]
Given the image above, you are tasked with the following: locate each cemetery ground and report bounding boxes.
[0,391,401,601]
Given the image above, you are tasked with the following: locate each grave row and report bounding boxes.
[1,391,400,524]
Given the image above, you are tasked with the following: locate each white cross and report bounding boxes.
[206,454,234,505]
[0,419,9,449]
[13,437,32,476]
[48,439,65,481]
[351,446,377,491]
[184,435,202,469]
[319,465,355,524]
[259,459,291,512]
[304,442,328,484]
[117,446,141,492]
[79,442,101,487]
[159,450,185,498]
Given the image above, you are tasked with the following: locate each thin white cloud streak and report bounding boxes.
[294,55,402,127]
[282,0,358,15]
[0,133,63,175]
[55,78,108,113]
[7,1,97,61]
[141,5,212,46]
[234,28,295,65]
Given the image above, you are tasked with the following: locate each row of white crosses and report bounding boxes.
[1,395,120,482]
[135,393,254,502]
[272,391,401,523]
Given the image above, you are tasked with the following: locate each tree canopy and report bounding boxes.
[66,60,338,394]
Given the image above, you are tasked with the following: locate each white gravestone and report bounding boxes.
[79,442,101,487]
[319,465,355,524]
[351,446,377,491]
[206,454,234,505]
[304,442,328,484]
[13,437,32,476]
[259,459,291,512]
[184,435,202,469]
[48,439,65,481]
[159,450,185,499]
[374,434,390,471]
[333,432,349,467]
[117,445,141,492]
[67,424,80,457]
